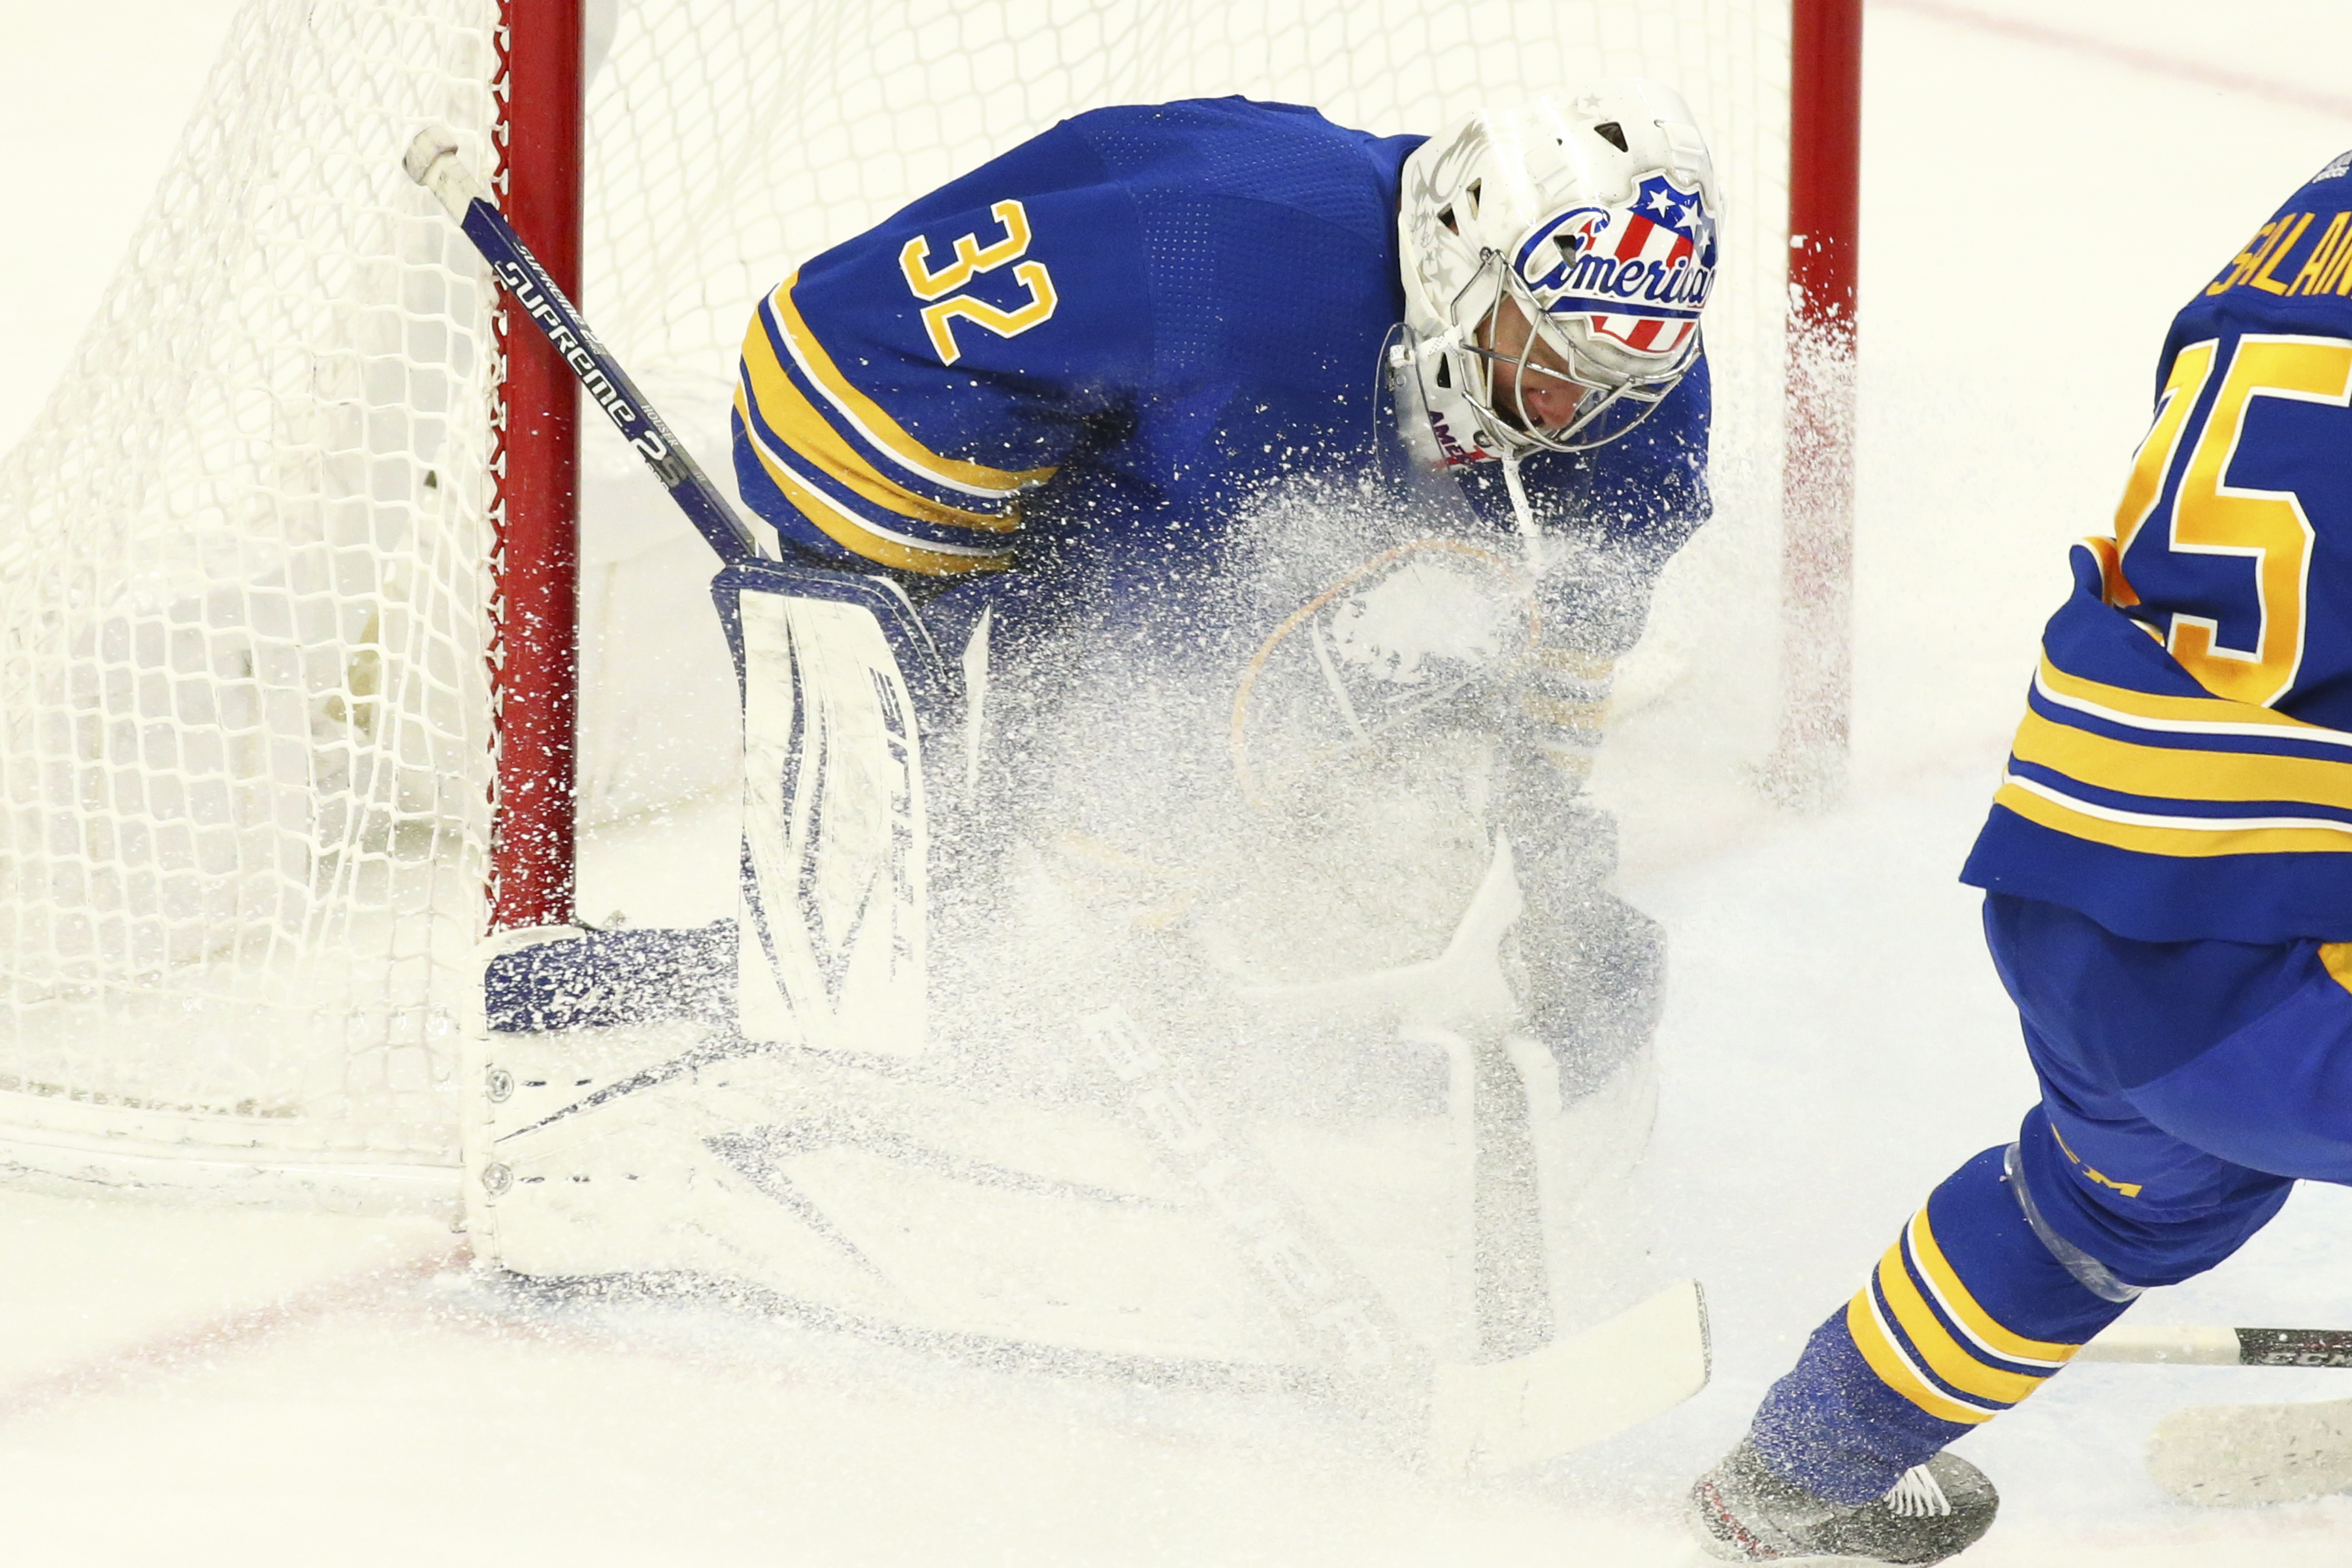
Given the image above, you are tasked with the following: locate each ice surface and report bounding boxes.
[7,1,2352,1563]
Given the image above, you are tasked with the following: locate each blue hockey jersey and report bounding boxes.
[729,97,1711,620]
[1963,151,2352,943]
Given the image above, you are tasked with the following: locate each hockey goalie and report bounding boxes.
[463,84,1718,1467]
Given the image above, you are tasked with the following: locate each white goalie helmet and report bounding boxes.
[1394,82,1721,468]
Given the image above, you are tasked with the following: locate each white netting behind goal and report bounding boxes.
[0,0,1791,1206]
[0,0,502,1200]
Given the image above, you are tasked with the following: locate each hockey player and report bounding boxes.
[1688,150,2352,1565]
[727,87,1718,1084]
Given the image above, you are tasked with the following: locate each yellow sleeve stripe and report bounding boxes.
[2014,710,2352,813]
[2323,942,2352,995]
[1872,1245,2051,1405]
[1995,772,2352,857]
[740,312,1016,535]
[2035,657,2352,743]
[1515,694,1614,731]
[1908,1211,2081,1366]
[1844,1291,1997,1426]
[1524,646,1618,682]
[770,276,1056,500]
[736,389,1012,578]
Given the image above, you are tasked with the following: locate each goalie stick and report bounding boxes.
[1081,995,1708,1478]
[402,123,950,689]
[405,121,950,714]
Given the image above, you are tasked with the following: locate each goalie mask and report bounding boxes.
[1394,83,1720,468]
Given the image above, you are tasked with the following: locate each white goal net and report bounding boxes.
[0,0,1792,1208]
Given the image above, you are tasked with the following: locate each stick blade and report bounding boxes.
[2148,1395,2352,1507]
[1429,1277,1709,1477]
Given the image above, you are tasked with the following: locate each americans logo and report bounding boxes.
[1514,171,1716,356]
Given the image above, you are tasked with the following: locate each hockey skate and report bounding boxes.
[1686,1439,1997,1565]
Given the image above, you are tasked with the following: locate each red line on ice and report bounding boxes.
[0,1243,466,1420]
[1876,0,2352,123]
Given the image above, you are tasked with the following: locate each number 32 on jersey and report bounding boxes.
[898,199,1058,367]
[2114,334,2352,707]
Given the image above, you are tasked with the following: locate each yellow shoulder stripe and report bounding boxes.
[740,315,1015,535]
[772,275,1056,498]
[2014,710,2352,813]
[1909,1211,2081,1366]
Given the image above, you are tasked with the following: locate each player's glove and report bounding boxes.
[1494,743,1663,1101]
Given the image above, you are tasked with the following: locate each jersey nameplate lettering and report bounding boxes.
[2206,210,2352,300]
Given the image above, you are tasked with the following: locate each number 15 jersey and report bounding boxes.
[1964,151,2352,943]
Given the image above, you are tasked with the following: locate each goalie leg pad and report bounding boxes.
[485,923,736,1032]
[1496,778,1664,1107]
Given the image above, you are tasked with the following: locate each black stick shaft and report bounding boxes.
[2235,1328,2352,1367]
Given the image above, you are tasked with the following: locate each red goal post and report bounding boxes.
[493,0,587,934]
[0,0,1858,1206]
[1773,0,1863,802]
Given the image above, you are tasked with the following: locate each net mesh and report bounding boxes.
[0,0,502,1184]
[0,0,1790,1201]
